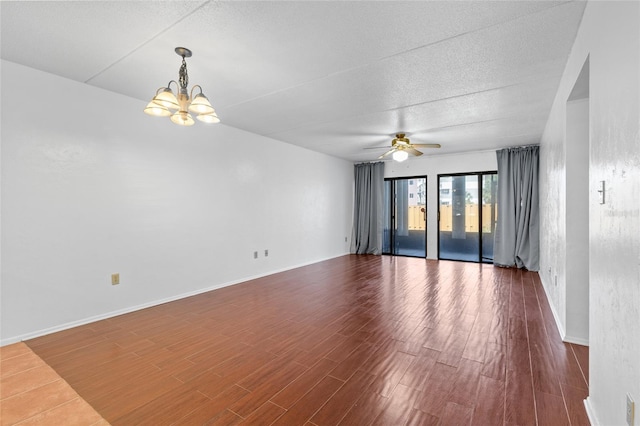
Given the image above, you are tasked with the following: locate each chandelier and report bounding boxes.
[144,47,220,126]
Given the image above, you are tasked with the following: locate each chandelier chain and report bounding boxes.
[179,58,188,90]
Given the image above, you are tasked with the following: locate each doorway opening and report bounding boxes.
[564,57,590,345]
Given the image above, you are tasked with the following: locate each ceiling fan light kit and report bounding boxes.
[392,150,409,162]
[374,133,441,162]
[144,47,220,126]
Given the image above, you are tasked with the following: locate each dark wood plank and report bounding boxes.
[535,390,571,426]
[447,358,483,407]
[561,382,590,426]
[528,321,562,396]
[327,341,375,381]
[472,375,505,425]
[172,385,249,425]
[269,358,338,408]
[398,347,440,390]
[504,359,536,426]
[439,401,474,426]
[110,382,211,425]
[437,330,470,367]
[237,401,286,425]
[404,408,439,426]
[337,388,389,425]
[229,361,308,417]
[236,348,305,391]
[365,348,415,397]
[270,375,344,425]
[481,347,506,381]
[570,343,589,386]
[371,383,422,425]
[311,369,376,425]
[413,362,458,417]
[207,409,244,425]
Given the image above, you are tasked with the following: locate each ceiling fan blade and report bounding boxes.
[364,146,392,150]
[406,147,423,157]
[378,148,397,159]
[412,143,441,148]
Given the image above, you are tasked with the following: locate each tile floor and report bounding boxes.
[0,342,108,426]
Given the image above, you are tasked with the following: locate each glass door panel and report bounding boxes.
[439,175,480,261]
[438,172,496,263]
[383,177,427,258]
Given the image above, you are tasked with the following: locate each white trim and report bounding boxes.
[539,274,567,340]
[0,253,348,347]
[540,274,590,346]
[563,334,590,346]
[584,397,599,425]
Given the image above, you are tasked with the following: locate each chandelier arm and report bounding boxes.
[168,80,179,89]
[162,80,179,93]
[189,85,204,99]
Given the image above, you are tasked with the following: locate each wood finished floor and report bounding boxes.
[23,255,589,425]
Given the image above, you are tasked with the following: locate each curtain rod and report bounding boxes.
[501,144,540,150]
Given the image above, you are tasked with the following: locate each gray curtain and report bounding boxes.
[350,162,385,255]
[494,146,540,270]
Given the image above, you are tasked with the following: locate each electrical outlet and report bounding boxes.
[628,393,635,426]
[111,273,120,285]
[264,249,269,257]
[253,251,258,259]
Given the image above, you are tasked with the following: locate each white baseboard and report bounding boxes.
[539,275,590,346]
[584,397,599,425]
[539,274,567,339]
[0,253,349,347]
[563,335,590,346]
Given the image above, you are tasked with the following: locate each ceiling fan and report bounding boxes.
[367,133,441,162]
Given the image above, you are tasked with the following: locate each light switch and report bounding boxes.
[598,180,605,204]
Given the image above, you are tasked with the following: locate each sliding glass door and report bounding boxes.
[438,172,497,263]
[383,177,427,257]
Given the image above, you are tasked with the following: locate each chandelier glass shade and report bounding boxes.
[144,47,220,126]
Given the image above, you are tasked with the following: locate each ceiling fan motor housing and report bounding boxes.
[392,133,411,146]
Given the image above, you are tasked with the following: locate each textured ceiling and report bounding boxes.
[1,1,585,162]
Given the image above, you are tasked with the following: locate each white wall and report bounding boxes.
[0,60,354,345]
[539,2,639,425]
[385,150,497,260]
